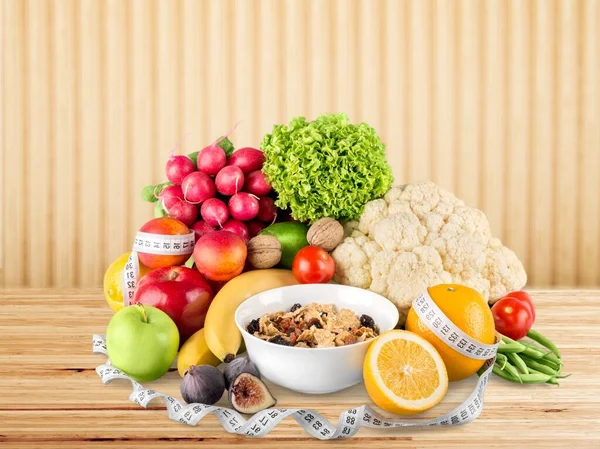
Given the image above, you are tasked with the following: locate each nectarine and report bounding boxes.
[138,217,191,268]
[193,231,247,282]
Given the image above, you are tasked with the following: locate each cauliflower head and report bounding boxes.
[332,181,527,326]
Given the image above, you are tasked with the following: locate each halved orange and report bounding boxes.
[363,330,448,415]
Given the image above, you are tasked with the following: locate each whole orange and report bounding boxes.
[405,284,495,382]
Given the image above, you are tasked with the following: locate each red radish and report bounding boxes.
[158,185,184,209]
[222,219,249,243]
[247,220,266,237]
[197,144,227,176]
[166,200,198,227]
[227,148,265,174]
[182,171,216,204]
[244,170,272,196]
[201,198,229,227]
[215,166,245,196]
[228,193,259,221]
[166,155,195,184]
[191,220,215,241]
[257,197,278,223]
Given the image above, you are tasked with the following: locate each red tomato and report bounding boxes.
[292,245,336,284]
[491,297,533,340]
[504,290,535,326]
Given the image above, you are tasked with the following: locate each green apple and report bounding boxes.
[106,303,179,382]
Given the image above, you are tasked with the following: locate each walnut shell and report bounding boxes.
[247,235,282,269]
[307,217,344,252]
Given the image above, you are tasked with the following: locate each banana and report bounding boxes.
[204,269,298,361]
[177,328,221,377]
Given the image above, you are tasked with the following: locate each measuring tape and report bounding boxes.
[121,230,196,305]
[93,288,499,439]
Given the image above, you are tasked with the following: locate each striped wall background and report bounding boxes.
[1,0,599,288]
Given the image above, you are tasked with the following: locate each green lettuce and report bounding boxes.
[261,113,394,223]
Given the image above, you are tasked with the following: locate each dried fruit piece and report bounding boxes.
[360,314,376,330]
[306,217,344,252]
[290,303,302,312]
[246,319,260,335]
[307,318,322,329]
[268,335,292,346]
[228,373,277,414]
[223,356,261,389]
[180,365,226,405]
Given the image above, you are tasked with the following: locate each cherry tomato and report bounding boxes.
[292,245,335,284]
[491,297,533,340]
[504,290,535,326]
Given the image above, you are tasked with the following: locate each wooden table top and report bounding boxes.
[1,289,599,448]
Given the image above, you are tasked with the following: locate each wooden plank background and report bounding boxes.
[1,0,599,289]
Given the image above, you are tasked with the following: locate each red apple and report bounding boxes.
[131,266,214,343]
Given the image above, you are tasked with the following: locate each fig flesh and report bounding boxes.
[223,356,261,389]
[180,365,225,405]
[228,373,276,414]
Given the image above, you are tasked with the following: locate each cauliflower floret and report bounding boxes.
[483,238,528,303]
[332,181,528,326]
[332,239,371,289]
[371,213,427,252]
[342,219,360,237]
[332,235,382,289]
[358,199,389,235]
[381,246,452,325]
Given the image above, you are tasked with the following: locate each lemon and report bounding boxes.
[103,252,151,313]
[405,284,496,381]
[363,330,448,415]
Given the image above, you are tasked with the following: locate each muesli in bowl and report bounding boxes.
[246,302,379,348]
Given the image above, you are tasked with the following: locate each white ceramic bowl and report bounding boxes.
[234,284,399,394]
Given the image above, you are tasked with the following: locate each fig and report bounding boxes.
[180,365,225,405]
[223,356,261,389]
[228,373,276,414]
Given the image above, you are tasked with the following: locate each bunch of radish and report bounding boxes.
[152,137,282,244]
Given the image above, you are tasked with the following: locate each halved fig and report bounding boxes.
[228,373,276,414]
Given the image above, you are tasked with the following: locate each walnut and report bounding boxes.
[307,217,344,252]
[246,235,282,269]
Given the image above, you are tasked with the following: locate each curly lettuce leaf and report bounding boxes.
[260,113,394,223]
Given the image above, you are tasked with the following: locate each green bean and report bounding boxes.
[522,358,558,376]
[493,364,520,383]
[521,354,561,372]
[546,377,559,385]
[521,345,547,359]
[541,351,563,366]
[507,352,529,374]
[497,343,526,353]
[500,360,522,381]
[501,335,519,345]
[517,372,554,383]
[495,353,508,369]
[494,364,554,383]
[527,329,561,359]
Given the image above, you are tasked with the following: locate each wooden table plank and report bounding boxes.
[1,289,599,448]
